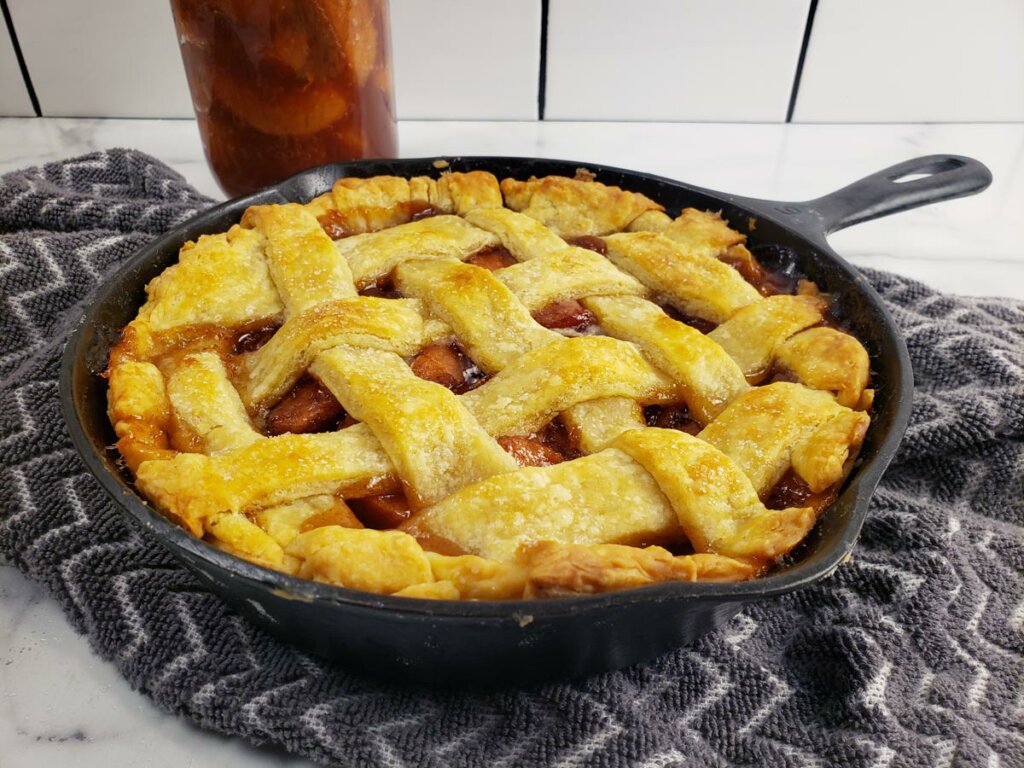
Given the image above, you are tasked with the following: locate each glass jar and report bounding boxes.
[170,0,398,197]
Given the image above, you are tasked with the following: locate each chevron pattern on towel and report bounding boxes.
[1,150,1022,767]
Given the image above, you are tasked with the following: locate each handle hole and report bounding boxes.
[893,172,934,184]
[890,157,965,184]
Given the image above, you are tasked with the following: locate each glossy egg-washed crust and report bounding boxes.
[106,170,873,600]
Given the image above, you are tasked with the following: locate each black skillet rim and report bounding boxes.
[59,155,913,620]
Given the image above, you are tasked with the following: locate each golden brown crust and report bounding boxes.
[584,295,749,424]
[698,382,870,495]
[611,428,816,565]
[311,346,517,508]
[305,175,436,236]
[256,496,363,549]
[106,170,873,601]
[130,225,282,355]
[408,447,681,562]
[774,327,871,408]
[660,208,747,257]
[394,258,559,373]
[501,175,663,237]
[433,171,504,214]
[333,214,499,288]
[286,526,433,593]
[240,296,445,409]
[425,552,528,600]
[603,232,762,324]
[106,360,175,473]
[242,203,357,313]
[520,542,756,597]
[707,295,826,379]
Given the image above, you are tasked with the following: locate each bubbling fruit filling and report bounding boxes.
[359,278,403,299]
[264,375,349,436]
[643,404,702,435]
[659,303,719,334]
[531,300,598,333]
[764,469,838,516]
[565,235,609,255]
[497,417,581,468]
[348,493,413,529]
[232,321,282,355]
[465,244,518,271]
[409,342,487,394]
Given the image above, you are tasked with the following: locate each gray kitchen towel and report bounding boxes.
[1,149,1022,768]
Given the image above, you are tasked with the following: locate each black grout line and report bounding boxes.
[1,0,40,116]
[785,0,819,123]
[537,0,549,120]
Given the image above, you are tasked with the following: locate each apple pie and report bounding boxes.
[106,170,872,600]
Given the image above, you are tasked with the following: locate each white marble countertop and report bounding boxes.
[1,118,1022,768]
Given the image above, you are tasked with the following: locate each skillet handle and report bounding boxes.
[802,154,992,236]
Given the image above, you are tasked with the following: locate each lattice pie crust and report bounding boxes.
[107,170,872,600]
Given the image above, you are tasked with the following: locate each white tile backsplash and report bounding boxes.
[0,23,33,116]
[544,0,810,121]
[2,0,1022,122]
[793,0,1024,122]
[391,0,541,120]
[7,0,193,118]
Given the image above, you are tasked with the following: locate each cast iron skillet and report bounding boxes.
[60,154,991,686]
